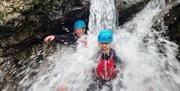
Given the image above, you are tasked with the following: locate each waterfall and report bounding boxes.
[88,0,117,33]
[113,0,180,91]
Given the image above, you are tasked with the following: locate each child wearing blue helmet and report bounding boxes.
[44,20,87,45]
[87,29,122,91]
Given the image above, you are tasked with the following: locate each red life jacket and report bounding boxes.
[96,54,117,80]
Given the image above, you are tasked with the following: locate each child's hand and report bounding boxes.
[44,35,55,43]
[57,82,68,91]
[58,86,66,91]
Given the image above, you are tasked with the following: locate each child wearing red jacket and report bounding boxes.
[87,29,122,91]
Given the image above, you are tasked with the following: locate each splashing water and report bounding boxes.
[88,0,117,32]
[114,0,180,91]
[17,0,180,91]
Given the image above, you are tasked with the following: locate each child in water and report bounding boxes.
[44,20,87,46]
[87,29,122,91]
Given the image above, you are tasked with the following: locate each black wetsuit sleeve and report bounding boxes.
[114,54,122,67]
[112,49,122,68]
[54,33,77,45]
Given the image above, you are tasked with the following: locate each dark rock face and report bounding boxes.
[116,0,150,25]
[164,3,180,60]
[164,4,180,45]
[0,0,90,56]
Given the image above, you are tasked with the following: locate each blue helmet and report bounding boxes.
[98,29,113,43]
[74,20,86,29]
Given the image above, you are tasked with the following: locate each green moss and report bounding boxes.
[0,11,5,21]
[32,0,41,5]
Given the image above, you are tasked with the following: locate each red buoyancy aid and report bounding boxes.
[96,54,117,80]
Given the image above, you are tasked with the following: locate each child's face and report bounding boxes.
[99,42,111,53]
[74,28,86,37]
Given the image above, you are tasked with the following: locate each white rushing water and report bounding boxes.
[88,0,117,33]
[18,0,180,91]
[114,0,180,91]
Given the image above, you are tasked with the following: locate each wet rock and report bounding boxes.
[0,0,90,57]
[164,3,180,60]
[151,2,180,61]
[164,3,180,42]
[115,0,146,9]
[116,0,150,25]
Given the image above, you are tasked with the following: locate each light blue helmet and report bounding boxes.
[98,29,113,43]
[74,20,86,29]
